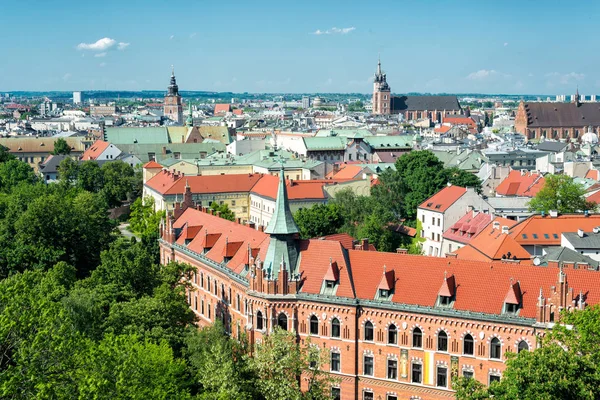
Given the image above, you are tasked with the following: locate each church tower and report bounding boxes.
[372,57,391,115]
[164,66,183,124]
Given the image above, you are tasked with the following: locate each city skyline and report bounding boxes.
[1,0,599,94]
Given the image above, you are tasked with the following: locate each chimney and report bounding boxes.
[248,221,256,229]
[492,221,500,230]
[549,210,558,218]
[593,227,600,234]
[209,209,215,215]
[521,169,527,176]
[236,217,241,224]
[258,225,265,232]
[361,238,369,251]
[501,226,509,234]
[578,228,585,238]
[162,146,167,155]
[446,253,458,258]
[396,248,408,254]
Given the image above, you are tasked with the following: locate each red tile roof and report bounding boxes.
[145,170,262,196]
[233,109,243,115]
[587,191,600,204]
[418,185,467,212]
[214,104,232,114]
[443,212,517,245]
[170,207,600,319]
[585,169,599,181]
[442,116,477,128]
[434,125,452,134]
[453,227,530,262]
[81,140,110,160]
[250,174,328,201]
[332,165,364,180]
[495,170,545,197]
[509,214,600,246]
[318,233,377,251]
[142,161,163,169]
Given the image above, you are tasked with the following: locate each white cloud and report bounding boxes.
[190,32,197,38]
[94,52,107,58]
[62,73,72,82]
[99,62,107,67]
[545,72,584,85]
[169,35,175,40]
[312,27,355,35]
[117,42,129,50]
[504,42,508,47]
[466,69,511,80]
[77,37,116,51]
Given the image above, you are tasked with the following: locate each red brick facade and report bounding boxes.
[159,201,600,400]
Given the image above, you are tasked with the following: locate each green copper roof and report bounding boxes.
[265,166,299,235]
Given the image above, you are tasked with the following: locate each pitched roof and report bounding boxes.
[303,136,347,151]
[443,211,496,244]
[509,214,600,246]
[391,95,461,112]
[81,140,110,160]
[214,104,232,114]
[105,127,169,145]
[522,102,600,128]
[418,185,467,212]
[264,168,299,235]
[539,246,599,269]
[563,230,600,249]
[585,169,600,181]
[318,233,377,251]
[250,174,328,201]
[454,227,530,262]
[443,116,477,128]
[142,160,163,169]
[536,141,569,153]
[331,165,364,180]
[0,137,86,153]
[363,135,413,150]
[145,170,262,196]
[495,170,545,197]
[38,154,69,173]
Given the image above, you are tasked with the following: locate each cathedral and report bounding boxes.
[164,67,183,124]
[372,59,462,123]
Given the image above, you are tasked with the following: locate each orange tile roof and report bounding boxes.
[586,169,599,181]
[418,185,467,212]
[233,109,243,115]
[442,116,477,128]
[145,170,262,196]
[434,125,452,134]
[170,207,600,319]
[318,233,377,250]
[332,165,364,180]
[495,170,545,197]
[250,174,328,201]
[587,191,600,204]
[214,104,231,114]
[81,140,110,160]
[143,161,163,169]
[510,214,600,246]
[453,227,530,262]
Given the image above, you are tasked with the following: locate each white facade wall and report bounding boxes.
[249,193,326,229]
[96,144,122,161]
[227,139,266,156]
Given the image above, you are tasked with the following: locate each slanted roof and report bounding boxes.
[81,140,110,160]
[510,214,600,246]
[250,174,328,201]
[377,267,395,291]
[264,168,299,235]
[38,154,69,173]
[303,136,347,151]
[495,170,545,197]
[105,127,169,144]
[504,282,522,305]
[538,246,599,269]
[438,274,455,297]
[454,226,530,262]
[563,230,600,249]
[522,102,600,128]
[142,161,163,169]
[145,170,262,196]
[536,141,568,153]
[214,104,232,114]
[363,135,413,150]
[391,95,461,112]
[418,185,467,212]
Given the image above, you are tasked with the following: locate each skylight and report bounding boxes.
[522,234,528,239]
[532,234,538,239]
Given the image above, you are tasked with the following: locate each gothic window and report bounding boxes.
[490,337,502,359]
[310,315,319,335]
[412,327,422,348]
[388,324,397,344]
[256,311,264,330]
[517,340,529,353]
[277,313,288,330]
[438,331,448,351]
[463,334,474,355]
[331,318,341,338]
[364,321,374,341]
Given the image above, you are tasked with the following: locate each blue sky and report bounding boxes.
[0,0,598,94]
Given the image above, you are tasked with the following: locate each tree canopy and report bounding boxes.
[52,138,72,155]
[528,174,597,214]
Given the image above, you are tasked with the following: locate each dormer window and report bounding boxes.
[376,266,395,301]
[503,280,522,315]
[439,295,452,306]
[326,280,336,289]
[505,303,519,313]
[437,273,456,308]
[379,289,389,298]
[321,259,339,295]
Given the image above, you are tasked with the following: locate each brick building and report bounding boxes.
[160,168,600,400]
[372,59,462,123]
[514,91,600,142]
[164,67,183,124]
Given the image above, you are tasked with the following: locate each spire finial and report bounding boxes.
[171,65,174,77]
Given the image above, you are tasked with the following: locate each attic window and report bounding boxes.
[503,280,522,315]
[427,202,433,207]
[435,204,441,209]
[326,280,335,289]
[437,273,455,308]
[553,234,559,239]
[532,234,538,239]
[544,233,549,239]
[438,295,452,306]
[522,234,527,239]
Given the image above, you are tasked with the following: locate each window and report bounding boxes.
[463,334,474,355]
[422,215,425,223]
[331,388,341,400]
[489,374,501,384]
[363,392,374,400]
[439,295,452,306]
[310,315,319,335]
[231,200,236,206]
[412,327,422,348]
[256,310,263,330]
[490,337,502,359]
[432,216,435,224]
[387,396,397,400]
[364,321,374,341]
[517,340,529,353]
[463,370,473,379]
[532,233,538,239]
[411,363,422,383]
[387,359,398,380]
[438,331,448,352]
[174,152,181,159]
[277,313,288,330]
[437,366,447,388]
[331,318,340,338]
[544,233,549,239]
[388,324,397,344]
[505,303,519,313]
[330,352,340,372]
[363,356,374,376]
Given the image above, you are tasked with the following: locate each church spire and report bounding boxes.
[265,164,299,235]
[377,53,382,76]
[168,65,179,96]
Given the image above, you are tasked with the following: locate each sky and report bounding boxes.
[1,0,599,95]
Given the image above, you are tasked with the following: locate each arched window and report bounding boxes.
[256,311,264,330]
[310,315,319,335]
[463,334,474,355]
[490,337,501,359]
[331,318,341,338]
[438,331,448,352]
[412,327,422,348]
[517,340,529,353]
[388,324,397,345]
[278,313,288,331]
[364,321,374,341]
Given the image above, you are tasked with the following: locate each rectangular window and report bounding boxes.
[363,392,374,400]
[387,396,397,400]
[412,363,422,383]
[432,216,435,224]
[437,367,447,388]
[387,359,397,380]
[437,218,440,226]
[422,215,425,223]
[463,370,474,379]
[363,356,373,376]
[490,375,501,384]
[231,200,236,206]
[331,388,341,400]
[331,352,340,372]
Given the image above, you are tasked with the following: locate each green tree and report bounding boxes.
[251,327,336,400]
[528,174,596,214]
[130,197,164,238]
[101,161,138,208]
[52,138,72,155]
[210,201,235,221]
[77,160,104,192]
[294,203,343,239]
[356,213,396,252]
[444,167,482,191]
[0,159,37,191]
[0,145,15,163]
[57,157,79,187]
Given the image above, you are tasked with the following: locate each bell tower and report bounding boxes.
[164,66,183,124]
[372,56,391,115]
